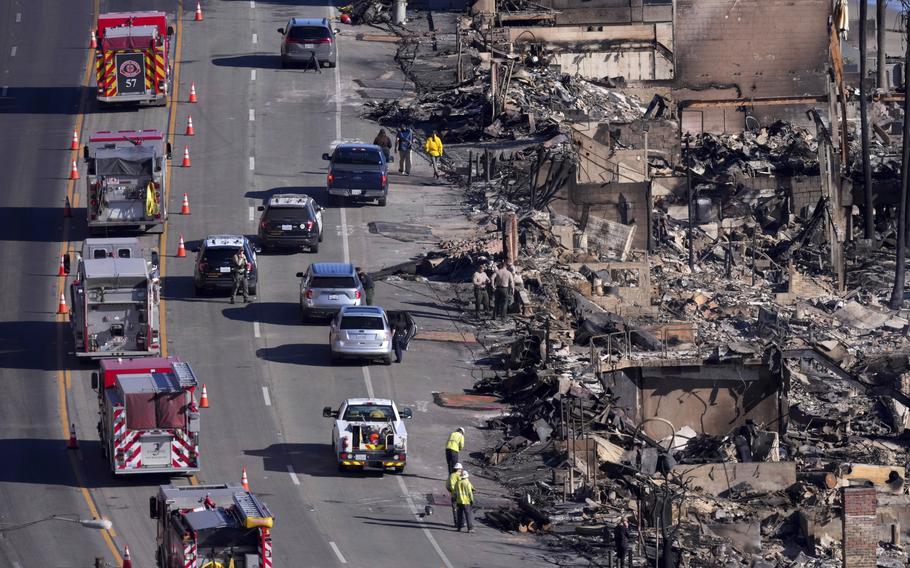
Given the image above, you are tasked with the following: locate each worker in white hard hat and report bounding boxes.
[445,462,464,525]
[454,470,475,532]
[445,427,465,473]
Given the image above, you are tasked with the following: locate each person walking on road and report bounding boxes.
[454,470,475,532]
[230,250,250,304]
[472,264,491,319]
[492,261,514,320]
[445,427,465,473]
[395,124,414,175]
[445,462,464,526]
[613,517,631,568]
[373,128,393,161]
[424,130,444,179]
[356,267,375,306]
[391,316,408,363]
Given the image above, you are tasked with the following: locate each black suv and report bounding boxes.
[257,194,324,252]
[192,235,260,296]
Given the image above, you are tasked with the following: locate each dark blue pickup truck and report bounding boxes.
[323,143,392,207]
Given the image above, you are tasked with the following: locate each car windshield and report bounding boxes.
[340,316,384,330]
[202,247,241,264]
[333,148,382,165]
[311,276,357,289]
[288,26,331,40]
[265,206,313,221]
[343,404,395,421]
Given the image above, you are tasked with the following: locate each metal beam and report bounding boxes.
[679,96,828,110]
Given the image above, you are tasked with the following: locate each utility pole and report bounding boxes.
[889,18,910,310]
[860,0,875,238]
[877,0,888,90]
[684,133,695,271]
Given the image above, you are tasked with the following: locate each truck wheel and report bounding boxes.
[378,197,387,207]
[318,230,324,243]
[248,285,258,296]
[337,462,347,472]
[310,243,319,254]
[383,356,392,366]
[394,466,406,474]
[194,284,203,296]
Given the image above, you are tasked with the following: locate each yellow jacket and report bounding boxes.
[446,471,461,493]
[424,134,443,157]
[454,478,474,505]
[446,431,464,452]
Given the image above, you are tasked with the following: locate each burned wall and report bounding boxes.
[534,0,672,25]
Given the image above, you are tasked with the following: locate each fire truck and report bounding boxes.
[150,483,274,568]
[70,253,161,358]
[95,11,173,106]
[84,130,170,234]
[92,358,201,475]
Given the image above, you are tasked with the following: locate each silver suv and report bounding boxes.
[278,18,337,68]
[297,262,364,321]
[329,306,392,365]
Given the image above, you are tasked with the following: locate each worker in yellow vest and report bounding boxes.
[445,462,464,525]
[454,470,475,532]
[445,427,465,473]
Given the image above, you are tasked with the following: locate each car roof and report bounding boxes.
[266,194,313,208]
[340,306,386,317]
[203,235,247,248]
[289,18,330,27]
[334,143,383,152]
[310,262,356,276]
[343,398,395,407]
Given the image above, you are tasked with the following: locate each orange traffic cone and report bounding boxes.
[122,545,132,568]
[90,30,97,49]
[67,423,78,449]
[58,254,66,277]
[64,195,73,218]
[241,467,250,491]
[176,235,187,258]
[181,193,191,215]
[70,130,79,150]
[188,82,198,103]
[57,292,68,315]
[194,2,204,21]
[69,160,79,180]
[181,146,191,168]
[200,383,209,408]
[185,115,195,136]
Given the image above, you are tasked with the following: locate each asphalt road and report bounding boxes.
[0,1,558,566]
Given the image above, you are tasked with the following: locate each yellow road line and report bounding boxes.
[159,0,185,359]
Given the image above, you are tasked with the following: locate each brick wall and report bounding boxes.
[675,0,830,98]
[842,487,878,568]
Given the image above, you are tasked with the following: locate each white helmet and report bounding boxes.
[456,427,465,434]
[461,471,469,479]
[454,463,463,470]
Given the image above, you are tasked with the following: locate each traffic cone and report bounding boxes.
[70,130,79,150]
[194,2,204,21]
[188,82,198,103]
[181,146,191,168]
[185,115,195,136]
[57,292,68,315]
[67,423,78,449]
[58,254,66,277]
[181,193,191,215]
[64,195,73,218]
[176,235,187,258]
[200,383,209,408]
[241,467,250,491]
[69,160,79,180]
[122,545,132,568]
[89,30,97,49]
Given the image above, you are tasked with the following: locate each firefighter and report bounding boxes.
[445,427,465,473]
[424,130,444,179]
[454,470,475,533]
[230,249,250,304]
[356,267,375,305]
[445,462,464,525]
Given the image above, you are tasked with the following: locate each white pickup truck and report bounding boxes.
[323,398,413,473]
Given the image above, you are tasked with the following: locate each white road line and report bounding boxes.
[10,46,17,57]
[286,464,300,485]
[396,476,455,568]
[252,33,258,44]
[333,20,350,264]
[361,367,374,398]
[251,69,257,81]
[249,205,255,221]
[249,156,255,171]
[340,209,350,263]
[262,386,271,406]
[249,108,255,121]
[15,12,21,22]
[253,321,261,338]
[329,542,348,564]
[250,0,256,7]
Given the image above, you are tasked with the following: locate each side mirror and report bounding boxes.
[91,372,99,391]
[401,407,413,419]
[167,25,175,36]
[277,28,285,34]
[63,254,72,275]
[334,28,341,34]
[388,155,395,163]
[296,272,304,278]
[257,205,265,211]
[151,251,160,268]
[166,142,173,160]
[323,406,337,418]
[149,496,158,519]
[253,246,262,254]
[322,153,331,161]
[317,205,325,212]
[83,145,90,161]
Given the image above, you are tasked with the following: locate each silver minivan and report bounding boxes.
[297,262,364,321]
[278,18,337,68]
[329,306,393,365]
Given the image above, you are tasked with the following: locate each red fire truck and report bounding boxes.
[95,12,173,106]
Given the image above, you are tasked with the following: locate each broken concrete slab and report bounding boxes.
[433,392,505,411]
[671,462,797,497]
[834,301,891,331]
